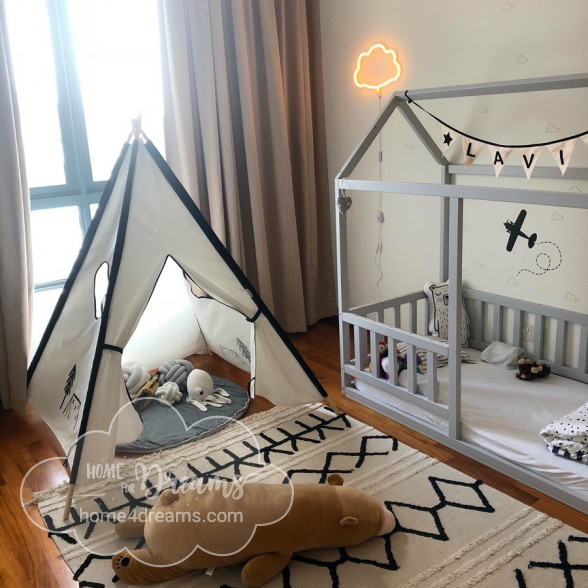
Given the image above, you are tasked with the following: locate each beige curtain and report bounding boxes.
[158,0,336,332]
[0,0,33,411]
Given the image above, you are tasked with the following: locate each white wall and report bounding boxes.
[320,0,588,316]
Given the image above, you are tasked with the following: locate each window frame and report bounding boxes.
[28,0,108,291]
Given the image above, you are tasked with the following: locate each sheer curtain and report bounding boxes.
[158,0,336,332]
[0,0,33,411]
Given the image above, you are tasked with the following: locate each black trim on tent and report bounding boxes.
[143,140,328,399]
[27,142,131,384]
[69,141,140,485]
[103,344,123,354]
[248,309,262,323]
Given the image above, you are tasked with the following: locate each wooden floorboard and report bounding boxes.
[1,316,586,586]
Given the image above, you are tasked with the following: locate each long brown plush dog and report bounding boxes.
[112,475,396,586]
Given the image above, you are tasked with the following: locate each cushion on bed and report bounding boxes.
[481,341,527,369]
[539,402,588,464]
[424,281,469,346]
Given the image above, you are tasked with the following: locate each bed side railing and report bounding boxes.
[340,291,450,419]
[463,288,588,384]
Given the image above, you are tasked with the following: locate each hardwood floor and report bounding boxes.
[1,316,586,586]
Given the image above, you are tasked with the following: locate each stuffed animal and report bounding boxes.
[155,382,182,405]
[122,362,150,399]
[158,359,195,393]
[396,352,425,375]
[111,475,396,586]
[186,369,231,411]
[381,351,424,379]
[516,358,551,381]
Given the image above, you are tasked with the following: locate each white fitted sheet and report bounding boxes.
[353,349,588,499]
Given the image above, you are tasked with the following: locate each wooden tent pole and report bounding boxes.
[63,484,75,520]
[324,396,340,415]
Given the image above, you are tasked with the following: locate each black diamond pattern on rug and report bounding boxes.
[386,476,495,540]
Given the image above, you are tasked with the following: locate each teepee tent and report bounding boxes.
[27,135,328,508]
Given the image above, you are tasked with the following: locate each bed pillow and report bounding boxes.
[424,281,469,346]
[481,341,527,369]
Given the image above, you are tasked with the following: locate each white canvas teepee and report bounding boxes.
[27,137,328,498]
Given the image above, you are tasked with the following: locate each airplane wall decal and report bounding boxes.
[504,209,538,252]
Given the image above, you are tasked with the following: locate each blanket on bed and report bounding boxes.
[382,341,475,377]
[539,401,588,464]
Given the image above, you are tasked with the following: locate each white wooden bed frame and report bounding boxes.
[335,73,588,514]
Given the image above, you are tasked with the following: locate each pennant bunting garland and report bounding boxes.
[489,145,512,177]
[516,146,543,180]
[441,125,458,154]
[547,139,577,175]
[407,87,588,179]
[462,137,485,168]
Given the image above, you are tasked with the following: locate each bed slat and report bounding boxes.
[555,319,567,367]
[387,336,399,386]
[370,329,379,378]
[533,314,544,359]
[407,345,417,394]
[512,309,522,347]
[493,304,503,342]
[391,306,400,328]
[409,302,418,333]
[580,325,588,375]
[354,325,368,371]
[426,351,438,402]
[474,299,483,342]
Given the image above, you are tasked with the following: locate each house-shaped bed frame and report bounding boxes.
[335,73,588,514]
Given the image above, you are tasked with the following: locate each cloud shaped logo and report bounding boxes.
[21,398,295,568]
[354,44,401,92]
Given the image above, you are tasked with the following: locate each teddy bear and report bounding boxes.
[516,358,551,381]
[112,475,396,586]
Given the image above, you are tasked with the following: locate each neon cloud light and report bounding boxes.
[354,43,402,94]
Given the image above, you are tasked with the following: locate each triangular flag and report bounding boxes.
[488,145,512,177]
[462,137,485,168]
[516,146,543,180]
[440,125,458,154]
[547,139,577,175]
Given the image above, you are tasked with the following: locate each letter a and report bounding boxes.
[489,145,511,177]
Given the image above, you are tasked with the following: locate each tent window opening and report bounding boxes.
[94,262,110,319]
[4,0,164,352]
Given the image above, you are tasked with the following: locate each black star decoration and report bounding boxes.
[443,132,453,146]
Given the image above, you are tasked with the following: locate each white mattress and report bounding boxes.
[353,348,588,500]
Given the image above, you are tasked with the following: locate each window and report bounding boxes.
[5,0,164,289]
[5,0,164,349]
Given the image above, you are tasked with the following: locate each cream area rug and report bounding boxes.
[33,403,587,587]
